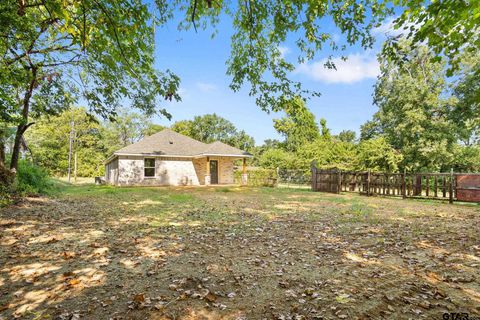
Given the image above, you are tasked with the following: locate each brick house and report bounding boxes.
[104,129,251,186]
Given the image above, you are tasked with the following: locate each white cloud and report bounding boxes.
[278,46,290,59]
[177,87,188,98]
[196,82,218,92]
[296,53,379,84]
[373,17,399,36]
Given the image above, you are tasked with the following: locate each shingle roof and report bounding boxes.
[203,141,251,156]
[112,129,251,158]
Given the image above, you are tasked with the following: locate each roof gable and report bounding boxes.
[113,129,251,157]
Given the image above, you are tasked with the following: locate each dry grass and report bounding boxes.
[0,184,479,319]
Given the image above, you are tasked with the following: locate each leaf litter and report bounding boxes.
[0,187,479,319]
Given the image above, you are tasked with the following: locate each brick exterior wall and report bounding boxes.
[113,155,236,186]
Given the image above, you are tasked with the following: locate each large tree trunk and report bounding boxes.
[10,66,37,172]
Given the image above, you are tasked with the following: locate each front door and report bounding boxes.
[210,160,218,184]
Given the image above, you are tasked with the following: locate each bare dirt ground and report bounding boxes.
[0,184,479,319]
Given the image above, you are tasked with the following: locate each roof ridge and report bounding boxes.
[110,128,251,158]
[145,128,208,146]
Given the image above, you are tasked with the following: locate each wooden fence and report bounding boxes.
[234,168,310,188]
[311,164,480,203]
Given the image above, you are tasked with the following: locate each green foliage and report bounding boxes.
[101,108,162,155]
[450,145,480,173]
[222,1,393,111]
[171,114,255,151]
[16,160,53,195]
[26,107,168,177]
[258,148,296,169]
[357,137,403,172]
[170,1,475,111]
[319,118,331,140]
[451,53,480,146]
[273,97,320,152]
[0,164,15,206]
[362,43,458,172]
[142,123,167,137]
[0,0,180,119]
[337,130,356,143]
[234,168,277,187]
[384,0,479,75]
[0,0,180,170]
[26,107,106,177]
[297,137,358,170]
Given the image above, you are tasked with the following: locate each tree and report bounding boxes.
[170,120,193,138]
[361,42,458,172]
[297,138,358,170]
[142,123,166,137]
[319,118,331,140]
[357,137,403,172]
[337,130,356,143]
[171,114,255,151]
[26,107,106,177]
[258,148,296,169]
[101,109,160,155]
[450,53,480,146]
[384,0,479,75]
[1,0,180,171]
[273,98,320,152]
[3,0,476,172]
[450,145,480,173]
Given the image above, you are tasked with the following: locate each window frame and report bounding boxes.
[144,158,156,178]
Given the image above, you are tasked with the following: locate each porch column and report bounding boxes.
[241,158,248,186]
[205,157,211,185]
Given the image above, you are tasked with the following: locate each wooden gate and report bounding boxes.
[311,166,341,193]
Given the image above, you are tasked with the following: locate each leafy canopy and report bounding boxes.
[361,42,479,172]
[273,97,320,152]
[171,114,255,151]
[25,107,106,177]
[0,0,180,121]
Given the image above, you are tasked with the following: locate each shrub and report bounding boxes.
[0,165,15,206]
[234,168,277,187]
[16,160,53,195]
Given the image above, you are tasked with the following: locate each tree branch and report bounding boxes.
[90,0,137,77]
[38,54,81,68]
[191,0,198,32]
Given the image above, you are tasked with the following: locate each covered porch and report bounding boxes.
[194,155,249,186]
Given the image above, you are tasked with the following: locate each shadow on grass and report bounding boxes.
[2,183,479,318]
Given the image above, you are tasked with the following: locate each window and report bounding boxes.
[144,158,155,178]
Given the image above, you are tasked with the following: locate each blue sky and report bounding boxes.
[152,13,397,145]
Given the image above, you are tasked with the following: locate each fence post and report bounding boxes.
[337,170,342,194]
[311,161,317,191]
[449,168,454,204]
[402,168,406,199]
[366,169,371,196]
[276,167,280,187]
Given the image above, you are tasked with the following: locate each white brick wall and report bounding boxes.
[115,155,237,186]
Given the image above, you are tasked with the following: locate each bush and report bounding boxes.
[234,168,277,187]
[0,164,15,206]
[16,160,53,195]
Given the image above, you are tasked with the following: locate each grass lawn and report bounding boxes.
[0,183,479,319]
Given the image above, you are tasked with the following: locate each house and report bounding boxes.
[104,129,252,186]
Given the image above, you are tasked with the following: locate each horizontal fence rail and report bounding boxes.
[311,165,480,203]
